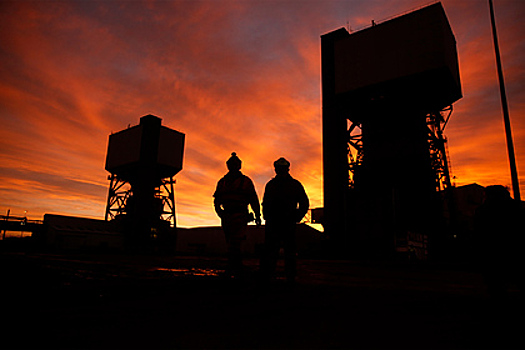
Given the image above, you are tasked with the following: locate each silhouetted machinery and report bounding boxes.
[104,115,185,248]
[321,3,462,258]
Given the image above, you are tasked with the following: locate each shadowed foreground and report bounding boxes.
[2,252,523,349]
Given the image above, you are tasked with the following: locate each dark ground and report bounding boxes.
[1,251,523,349]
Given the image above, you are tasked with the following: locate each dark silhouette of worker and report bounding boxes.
[214,152,261,276]
[474,185,524,300]
[260,157,309,283]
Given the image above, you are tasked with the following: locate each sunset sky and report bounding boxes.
[0,0,523,228]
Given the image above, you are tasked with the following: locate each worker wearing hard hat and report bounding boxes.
[214,152,262,276]
[260,157,309,283]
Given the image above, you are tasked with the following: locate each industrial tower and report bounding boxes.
[321,3,462,258]
[104,115,185,248]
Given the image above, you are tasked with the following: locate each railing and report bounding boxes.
[0,215,43,225]
[0,215,43,239]
[348,0,439,33]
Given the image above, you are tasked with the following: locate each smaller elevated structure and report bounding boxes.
[105,115,185,248]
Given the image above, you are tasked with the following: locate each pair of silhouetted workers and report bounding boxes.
[213,152,309,283]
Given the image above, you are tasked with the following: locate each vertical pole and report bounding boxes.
[2,209,9,240]
[488,0,521,201]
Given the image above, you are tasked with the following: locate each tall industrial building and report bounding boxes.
[321,3,462,258]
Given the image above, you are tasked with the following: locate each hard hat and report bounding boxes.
[274,157,290,169]
[226,152,242,170]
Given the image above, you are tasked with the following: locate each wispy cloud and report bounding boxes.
[0,0,523,225]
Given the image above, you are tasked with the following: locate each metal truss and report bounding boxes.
[347,121,364,189]
[105,174,132,221]
[104,175,177,227]
[346,106,453,192]
[157,177,177,227]
[426,106,453,191]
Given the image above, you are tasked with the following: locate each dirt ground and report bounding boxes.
[1,251,523,349]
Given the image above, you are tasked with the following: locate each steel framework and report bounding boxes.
[347,121,363,189]
[346,106,453,193]
[426,106,453,192]
[105,174,131,221]
[105,174,177,228]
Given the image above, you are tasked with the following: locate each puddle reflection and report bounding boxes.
[155,267,224,277]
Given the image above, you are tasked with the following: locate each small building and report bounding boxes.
[43,214,123,250]
[176,224,326,257]
[444,183,486,233]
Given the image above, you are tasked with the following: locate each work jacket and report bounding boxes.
[262,173,309,223]
[214,170,260,223]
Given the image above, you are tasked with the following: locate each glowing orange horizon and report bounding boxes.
[0,0,523,227]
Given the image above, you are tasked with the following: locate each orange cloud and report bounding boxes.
[0,0,523,227]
